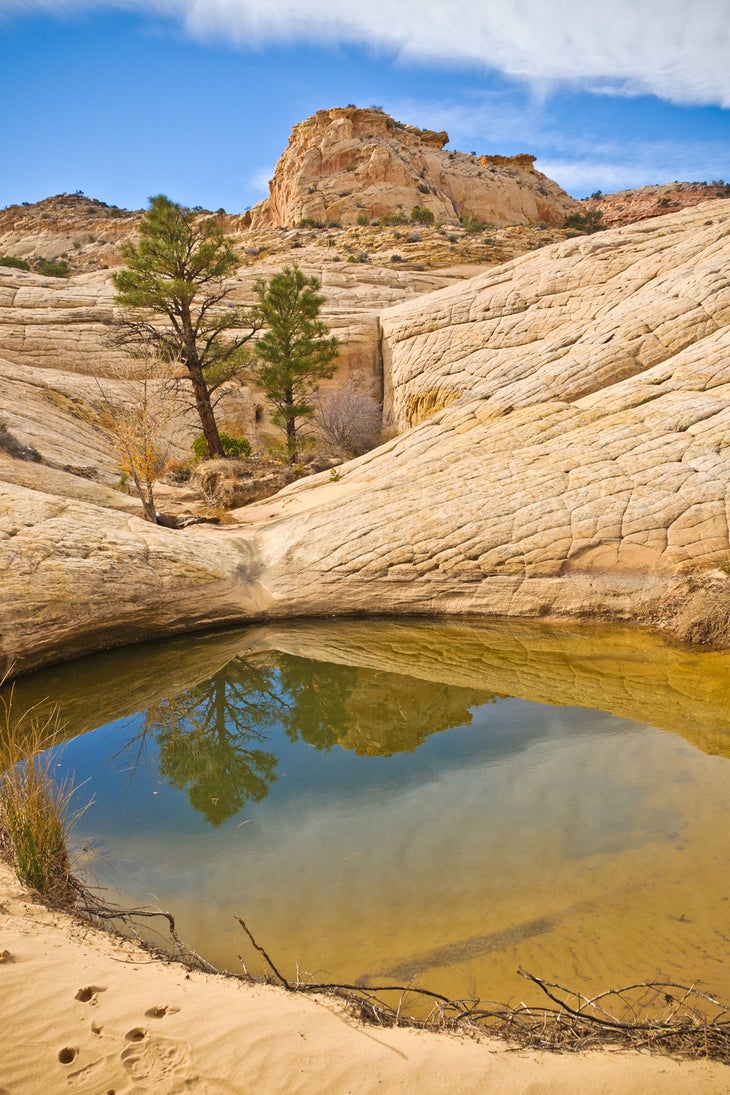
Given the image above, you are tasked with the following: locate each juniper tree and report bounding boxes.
[252,265,338,462]
[112,195,259,458]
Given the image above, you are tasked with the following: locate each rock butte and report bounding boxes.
[2,199,730,676]
[249,105,579,229]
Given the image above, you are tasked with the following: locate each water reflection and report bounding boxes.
[138,662,284,825]
[113,652,498,824]
[2,618,729,1004]
[5,618,730,761]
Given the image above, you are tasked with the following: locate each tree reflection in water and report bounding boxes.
[141,658,286,826]
[121,650,497,826]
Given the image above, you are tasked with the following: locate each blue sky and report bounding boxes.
[1,0,728,212]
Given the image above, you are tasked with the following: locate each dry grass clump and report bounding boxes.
[0,689,87,907]
[190,457,300,510]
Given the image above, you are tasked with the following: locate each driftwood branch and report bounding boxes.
[233,917,730,1062]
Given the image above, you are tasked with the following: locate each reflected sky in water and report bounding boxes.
[5,619,730,1004]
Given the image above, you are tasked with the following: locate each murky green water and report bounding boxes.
[4,618,730,1006]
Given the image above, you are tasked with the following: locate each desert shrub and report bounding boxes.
[312,383,383,458]
[410,205,435,225]
[163,459,193,484]
[460,214,483,234]
[356,212,369,226]
[190,457,299,509]
[0,255,30,271]
[381,212,409,226]
[35,258,69,278]
[191,432,251,462]
[563,209,604,234]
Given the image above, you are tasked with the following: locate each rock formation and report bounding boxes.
[581,181,730,229]
[250,106,580,229]
[2,200,730,677]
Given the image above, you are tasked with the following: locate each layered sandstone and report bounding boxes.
[581,181,730,229]
[250,106,580,229]
[2,201,730,677]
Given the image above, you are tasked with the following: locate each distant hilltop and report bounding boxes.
[248,105,581,229]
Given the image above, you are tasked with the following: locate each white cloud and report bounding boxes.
[3,0,730,109]
[539,140,729,197]
[248,164,274,194]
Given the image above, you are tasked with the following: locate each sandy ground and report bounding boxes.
[1,866,728,1094]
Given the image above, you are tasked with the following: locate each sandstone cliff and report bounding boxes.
[250,106,580,229]
[2,201,730,677]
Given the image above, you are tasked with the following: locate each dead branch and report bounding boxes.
[232,918,730,1063]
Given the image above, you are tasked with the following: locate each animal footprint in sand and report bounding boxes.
[145,1004,180,1019]
[121,1031,192,1082]
[75,984,107,1004]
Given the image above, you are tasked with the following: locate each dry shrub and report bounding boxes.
[312,383,382,459]
[658,575,730,647]
[190,458,299,510]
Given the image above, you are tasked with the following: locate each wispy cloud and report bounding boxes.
[541,152,727,197]
[4,0,730,109]
[248,164,274,194]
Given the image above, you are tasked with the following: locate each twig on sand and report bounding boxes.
[232,916,730,1063]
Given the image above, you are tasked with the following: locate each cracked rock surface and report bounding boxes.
[2,201,730,675]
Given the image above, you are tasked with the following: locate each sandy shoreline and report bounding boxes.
[1,864,727,1094]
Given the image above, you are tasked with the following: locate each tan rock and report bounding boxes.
[3,201,730,677]
[250,106,580,229]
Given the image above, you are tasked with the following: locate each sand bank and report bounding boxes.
[0,863,727,1094]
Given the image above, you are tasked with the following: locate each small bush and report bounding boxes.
[410,205,435,226]
[460,214,483,234]
[381,212,409,226]
[312,383,382,458]
[356,212,369,226]
[35,259,69,278]
[191,432,252,462]
[563,209,604,234]
[0,255,30,271]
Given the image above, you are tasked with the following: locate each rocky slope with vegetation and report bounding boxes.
[2,196,730,677]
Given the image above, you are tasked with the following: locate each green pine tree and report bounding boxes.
[252,266,339,462]
[112,196,259,459]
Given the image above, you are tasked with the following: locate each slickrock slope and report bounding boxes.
[381,201,730,429]
[2,201,730,677]
[250,106,580,229]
